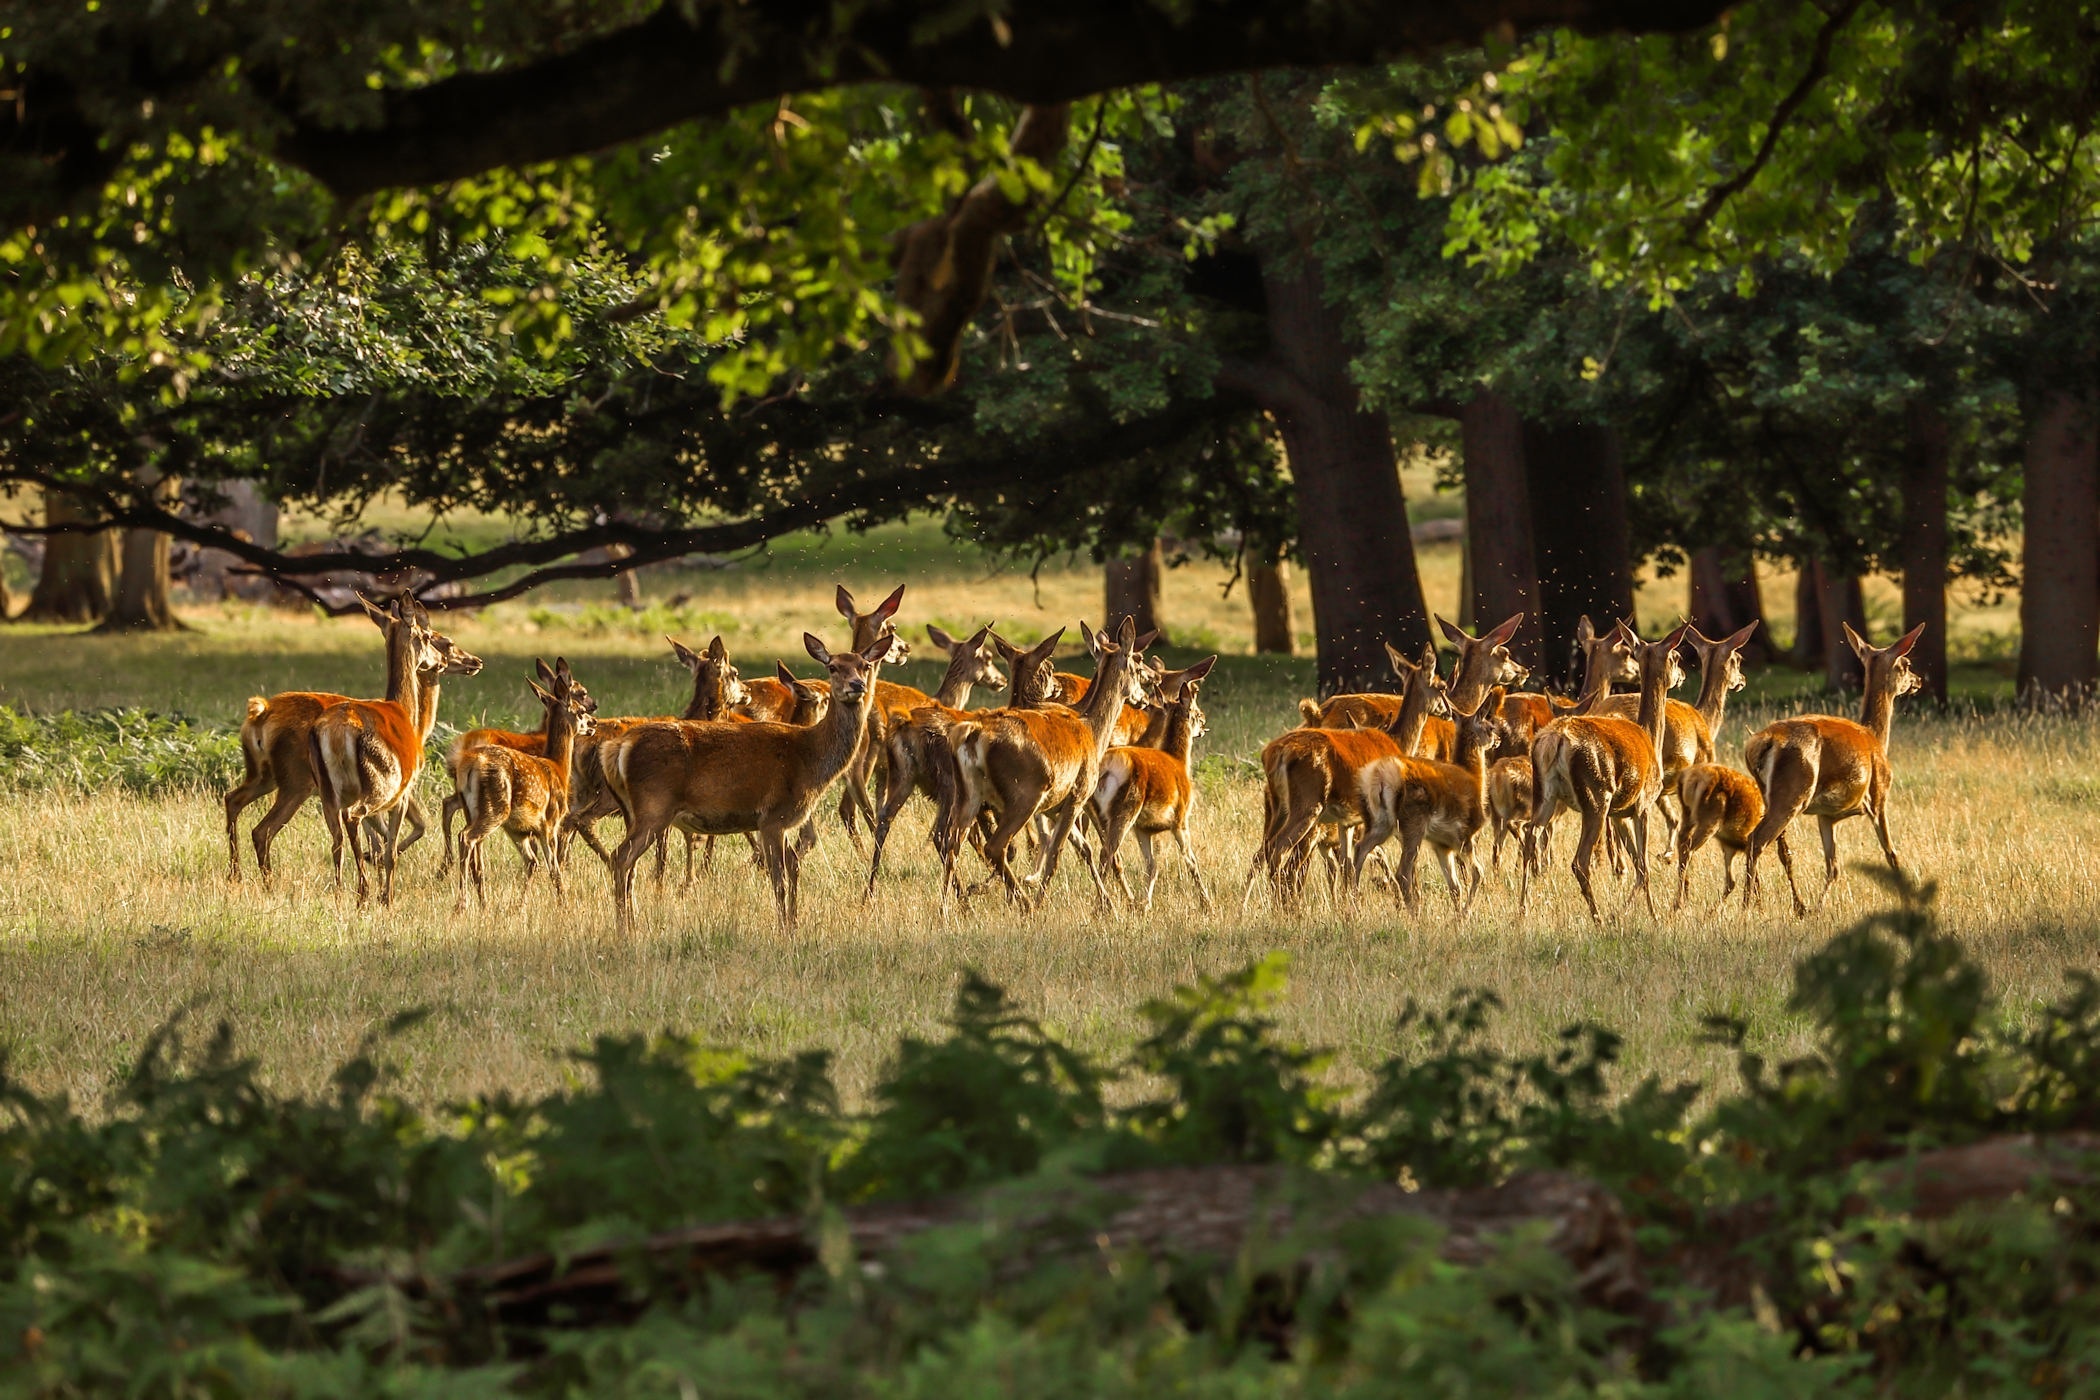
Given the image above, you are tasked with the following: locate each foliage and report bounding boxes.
[7,883,2100,1390]
[0,705,241,796]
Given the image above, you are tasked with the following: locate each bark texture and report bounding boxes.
[2018,388,2100,700]
[1105,538,1168,642]
[1248,557,1296,654]
[1460,390,1540,672]
[97,472,186,632]
[1900,402,1950,703]
[1523,420,1634,689]
[1688,547,1768,665]
[1789,560,1824,670]
[1815,564,1868,692]
[20,491,116,624]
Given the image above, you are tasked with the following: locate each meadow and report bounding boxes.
[0,507,2080,1118]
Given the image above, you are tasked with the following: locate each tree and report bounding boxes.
[96,470,185,633]
[19,494,116,624]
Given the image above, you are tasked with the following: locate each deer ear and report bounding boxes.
[1420,641,1439,671]
[804,633,833,665]
[861,634,893,664]
[1892,621,1928,658]
[776,660,796,685]
[1842,621,1871,660]
[556,657,573,681]
[967,623,995,649]
[835,585,859,621]
[926,622,955,649]
[1187,655,1218,684]
[666,636,699,670]
[1039,626,1067,656]
[1725,620,1762,652]
[1079,618,1097,651]
[1117,615,1138,648]
[1486,613,1524,646]
[1662,623,1691,651]
[1384,640,1410,676]
[874,584,906,623]
[1435,614,1469,647]
[1575,615,1595,643]
[357,593,390,628]
[535,657,556,683]
[528,680,554,705]
[1133,628,1160,652]
[707,634,728,661]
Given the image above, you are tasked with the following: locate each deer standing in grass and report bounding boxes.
[1670,764,1794,913]
[1740,622,1927,915]
[1528,624,1689,922]
[454,660,597,910]
[939,616,1147,908]
[1496,617,1638,889]
[1306,613,1526,761]
[1088,654,1219,910]
[602,633,891,931]
[1245,643,1445,905]
[861,623,1006,897]
[1592,620,1761,832]
[224,597,480,880]
[1355,685,1508,913]
[309,597,470,906]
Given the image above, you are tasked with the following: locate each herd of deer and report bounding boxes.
[217,584,1928,930]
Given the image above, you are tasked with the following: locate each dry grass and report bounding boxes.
[0,513,2072,1113]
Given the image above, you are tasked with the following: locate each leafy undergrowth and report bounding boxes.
[8,876,2100,1395]
[0,706,242,796]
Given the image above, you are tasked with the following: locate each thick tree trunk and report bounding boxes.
[97,471,186,633]
[1901,402,1951,704]
[1248,556,1296,654]
[2018,388,2099,700]
[19,492,116,624]
[1105,537,1167,642]
[1460,390,1540,672]
[1688,547,1769,664]
[1522,420,1634,689]
[1239,255,1429,694]
[1789,560,1824,670]
[1816,564,1867,691]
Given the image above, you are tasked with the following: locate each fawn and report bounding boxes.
[1088,654,1219,910]
[454,659,598,909]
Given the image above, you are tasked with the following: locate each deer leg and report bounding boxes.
[1133,830,1162,910]
[1869,801,1902,872]
[1036,793,1106,910]
[608,809,673,934]
[1716,845,1740,911]
[1773,832,1808,916]
[1173,827,1213,912]
[1570,800,1607,924]
[1817,815,1841,893]
[863,762,919,903]
[1394,827,1425,914]
[396,795,429,856]
[224,767,276,882]
[438,792,465,876]
[1626,807,1658,920]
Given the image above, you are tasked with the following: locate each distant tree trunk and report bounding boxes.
[1461,390,1541,673]
[1105,537,1167,642]
[1225,254,1429,694]
[2019,388,2099,700]
[1523,420,1634,688]
[1248,556,1296,654]
[1815,564,1867,692]
[1688,547,1769,664]
[615,555,644,609]
[1789,561,1824,670]
[188,479,280,601]
[1901,402,1951,704]
[97,471,186,633]
[20,492,116,624]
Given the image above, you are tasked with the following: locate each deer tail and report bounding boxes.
[1297,698,1323,727]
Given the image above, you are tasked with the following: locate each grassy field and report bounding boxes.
[0,507,2076,1117]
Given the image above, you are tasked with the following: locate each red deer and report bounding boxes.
[1307,613,1525,761]
[454,660,598,909]
[601,633,892,931]
[862,623,1007,897]
[1355,685,1508,913]
[1529,624,1689,922]
[940,617,1147,908]
[1671,763,1802,912]
[1591,620,1760,827]
[1502,616,1637,888]
[1088,654,1219,910]
[1740,622,1927,915]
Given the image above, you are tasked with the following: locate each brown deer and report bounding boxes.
[1306,613,1524,761]
[1355,685,1507,913]
[601,633,891,931]
[1740,622,1927,915]
[1485,753,1535,875]
[1047,622,1160,707]
[861,623,1007,897]
[1506,616,1638,890]
[939,616,1147,908]
[1592,619,1760,826]
[1528,624,1689,922]
[1671,763,1801,912]
[1244,642,1445,905]
[224,596,480,879]
[309,597,467,905]
[1088,654,1219,910]
[454,659,598,910]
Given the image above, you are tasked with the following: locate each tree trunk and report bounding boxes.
[1460,390,1540,672]
[19,491,116,624]
[1522,420,1634,689]
[1901,402,1951,704]
[97,471,186,633]
[1248,556,1296,654]
[615,559,644,609]
[1242,254,1430,695]
[1105,537,1167,642]
[1789,560,1824,669]
[189,479,281,601]
[1688,547,1768,664]
[2018,388,2099,700]
[1816,564,1867,692]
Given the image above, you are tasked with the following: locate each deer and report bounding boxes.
[1305,613,1525,762]
[309,597,473,906]
[224,596,480,880]
[1244,642,1445,906]
[1528,623,1689,923]
[1670,763,1799,913]
[938,616,1147,909]
[454,659,598,910]
[1088,654,1219,911]
[861,622,1007,898]
[1590,619,1761,831]
[1046,622,1160,707]
[601,632,892,931]
[1740,622,1928,916]
[1355,685,1508,913]
[1501,616,1638,889]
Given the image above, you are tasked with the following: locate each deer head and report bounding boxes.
[836,584,907,652]
[1845,621,1928,701]
[669,634,750,711]
[1687,620,1760,696]
[929,622,1007,691]
[804,631,891,707]
[529,657,598,739]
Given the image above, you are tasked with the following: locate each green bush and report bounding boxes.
[0,706,243,795]
[6,878,2100,1394]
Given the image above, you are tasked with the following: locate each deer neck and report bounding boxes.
[1693,658,1733,738]
[1456,724,1492,802]
[933,657,977,708]
[1634,664,1672,754]
[808,681,873,783]
[1574,653,1616,708]
[1448,651,1492,715]
[382,625,420,709]
[1078,655,1130,757]
[1859,673,1898,749]
[413,671,445,742]
[682,669,727,721]
[544,705,578,784]
[1383,675,1435,754]
[1162,702,1198,766]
